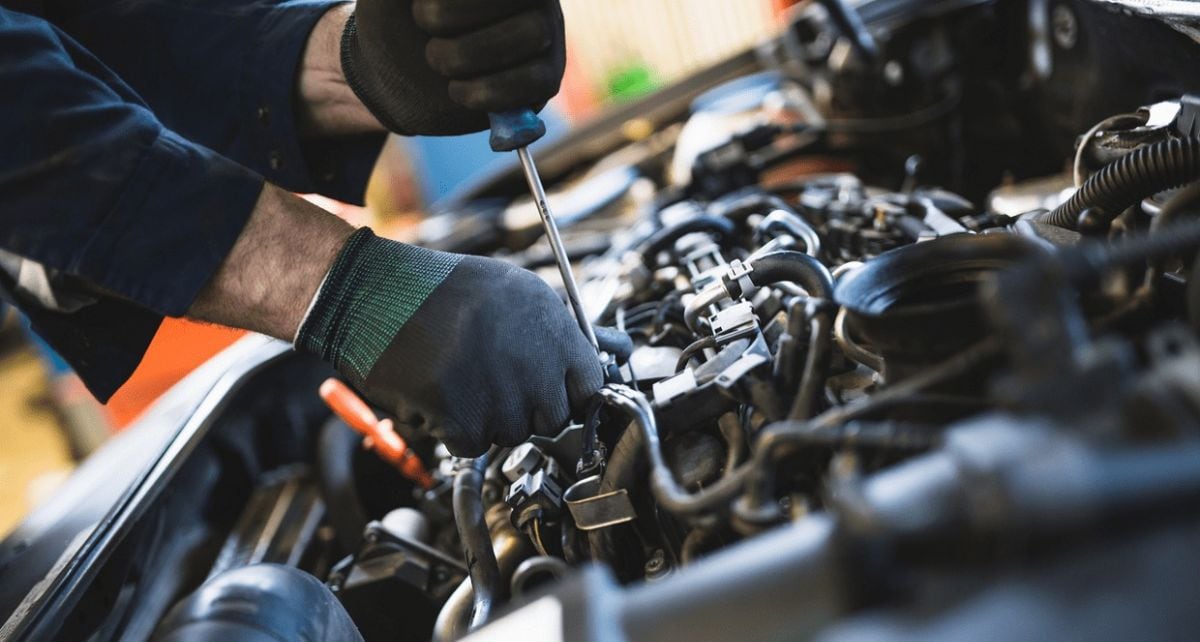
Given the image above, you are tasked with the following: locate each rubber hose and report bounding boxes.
[710,190,795,224]
[756,210,822,257]
[639,216,736,266]
[587,422,648,573]
[434,505,534,642]
[742,251,835,300]
[1040,137,1200,230]
[1063,216,1200,281]
[452,456,501,630]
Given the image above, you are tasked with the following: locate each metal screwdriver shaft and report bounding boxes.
[515,147,599,351]
[489,109,600,353]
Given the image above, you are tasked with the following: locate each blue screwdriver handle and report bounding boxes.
[488,109,546,152]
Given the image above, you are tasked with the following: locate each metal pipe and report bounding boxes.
[833,307,884,372]
[511,556,572,597]
[682,283,731,334]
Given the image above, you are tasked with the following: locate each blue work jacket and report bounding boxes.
[0,0,384,399]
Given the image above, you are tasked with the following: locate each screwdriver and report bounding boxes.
[319,378,435,489]
[488,109,600,352]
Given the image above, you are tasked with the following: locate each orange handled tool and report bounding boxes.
[319,378,435,489]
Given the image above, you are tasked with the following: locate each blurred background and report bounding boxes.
[0,0,799,537]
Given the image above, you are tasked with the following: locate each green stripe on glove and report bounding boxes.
[297,228,460,385]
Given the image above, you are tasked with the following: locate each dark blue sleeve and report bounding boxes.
[0,7,265,317]
[42,0,385,203]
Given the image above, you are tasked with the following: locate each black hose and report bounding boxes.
[711,189,825,256]
[659,339,1001,516]
[755,210,822,256]
[790,420,936,451]
[788,304,834,421]
[452,456,501,630]
[639,216,736,267]
[1063,216,1200,282]
[738,250,835,300]
[710,190,796,224]
[587,419,648,577]
[1039,137,1200,230]
[593,340,1001,525]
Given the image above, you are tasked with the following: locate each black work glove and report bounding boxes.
[342,0,566,136]
[297,229,602,457]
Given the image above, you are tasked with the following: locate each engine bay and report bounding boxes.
[6,1,1200,640]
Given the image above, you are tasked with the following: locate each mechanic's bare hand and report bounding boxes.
[295,229,601,457]
[342,0,565,136]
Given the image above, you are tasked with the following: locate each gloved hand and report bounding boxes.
[342,0,566,136]
[296,229,602,457]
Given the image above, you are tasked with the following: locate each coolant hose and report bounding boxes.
[710,190,795,224]
[741,251,834,300]
[599,386,747,516]
[1038,137,1200,230]
[452,456,501,630]
[756,210,822,257]
[683,250,835,333]
[587,418,648,574]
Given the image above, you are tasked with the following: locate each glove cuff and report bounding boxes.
[295,228,461,385]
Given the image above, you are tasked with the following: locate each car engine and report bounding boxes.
[6,1,1200,640]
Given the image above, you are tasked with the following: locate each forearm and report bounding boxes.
[188,183,355,339]
[297,3,383,137]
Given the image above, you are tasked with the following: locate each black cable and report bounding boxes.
[675,335,718,372]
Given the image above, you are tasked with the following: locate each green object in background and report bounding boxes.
[606,62,659,103]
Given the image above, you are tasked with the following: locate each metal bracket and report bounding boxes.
[564,475,637,531]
